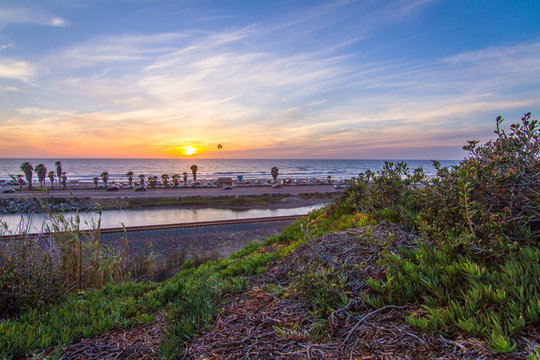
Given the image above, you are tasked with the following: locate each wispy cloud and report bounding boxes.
[0,5,67,28]
[0,84,19,92]
[54,33,187,67]
[0,42,13,51]
[1,1,539,159]
[0,57,34,81]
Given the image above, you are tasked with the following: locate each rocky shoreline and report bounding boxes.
[0,197,97,214]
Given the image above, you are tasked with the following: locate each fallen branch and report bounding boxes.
[340,305,408,346]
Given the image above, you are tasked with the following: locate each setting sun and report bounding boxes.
[184,145,197,156]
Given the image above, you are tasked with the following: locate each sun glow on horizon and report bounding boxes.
[184,145,197,156]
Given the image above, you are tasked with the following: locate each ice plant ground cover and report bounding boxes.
[0,113,538,359]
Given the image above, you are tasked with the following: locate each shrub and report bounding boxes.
[357,113,539,353]
[419,113,538,247]
[346,113,539,248]
[0,234,62,318]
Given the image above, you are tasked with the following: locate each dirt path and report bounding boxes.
[100,219,296,260]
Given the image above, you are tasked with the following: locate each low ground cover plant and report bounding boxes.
[0,113,536,358]
[348,113,538,352]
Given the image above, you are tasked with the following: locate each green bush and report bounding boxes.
[356,113,539,353]
[345,113,538,248]
[422,113,538,247]
[0,235,62,318]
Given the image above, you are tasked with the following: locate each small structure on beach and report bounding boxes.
[217,177,233,187]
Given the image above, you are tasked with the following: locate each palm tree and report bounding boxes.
[149,176,158,189]
[190,165,198,183]
[34,163,47,187]
[20,162,33,189]
[15,175,24,190]
[138,174,146,186]
[172,174,180,187]
[48,171,55,189]
[182,172,188,185]
[161,173,169,188]
[126,171,134,187]
[100,171,109,186]
[93,177,99,188]
[271,166,279,183]
[55,161,62,186]
[61,172,67,189]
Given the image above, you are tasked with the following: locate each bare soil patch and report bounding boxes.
[52,315,164,360]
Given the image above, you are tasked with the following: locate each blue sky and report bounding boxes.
[1,0,539,159]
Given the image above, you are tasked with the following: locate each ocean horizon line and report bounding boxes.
[0,157,462,161]
[0,158,463,182]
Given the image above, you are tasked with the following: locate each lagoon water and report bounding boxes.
[1,204,323,234]
[0,158,461,183]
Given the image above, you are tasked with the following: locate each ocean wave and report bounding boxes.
[0,159,461,181]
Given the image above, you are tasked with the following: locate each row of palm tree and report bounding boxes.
[122,165,198,188]
[87,165,199,189]
[16,161,67,189]
[12,163,280,190]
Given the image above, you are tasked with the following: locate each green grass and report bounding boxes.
[126,192,334,209]
[0,207,352,359]
[1,189,537,357]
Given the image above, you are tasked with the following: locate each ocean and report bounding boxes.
[0,158,461,183]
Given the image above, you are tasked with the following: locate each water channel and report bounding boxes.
[1,204,324,234]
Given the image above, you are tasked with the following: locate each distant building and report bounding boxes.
[217,177,233,187]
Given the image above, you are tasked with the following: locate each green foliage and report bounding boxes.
[290,266,349,319]
[344,113,540,353]
[344,161,425,225]
[0,235,62,317]
[0,210,331,359]
[345,113,539,247]
[421,113,538,247]
[0,206,217,320]
[369,243,539,351]
[288,266,349,339]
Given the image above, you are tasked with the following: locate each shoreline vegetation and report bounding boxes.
[0,114,538,359]
[0,192,336,214]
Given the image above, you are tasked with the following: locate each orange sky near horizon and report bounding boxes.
[1,1,539,160]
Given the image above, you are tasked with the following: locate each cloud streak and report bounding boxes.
[0,57,34,81]
[1,1,539,159]
[0,5,67,28]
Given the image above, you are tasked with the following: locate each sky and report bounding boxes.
[1,0,539,160]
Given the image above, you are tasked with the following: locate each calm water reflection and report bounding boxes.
[1,204,324,234]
